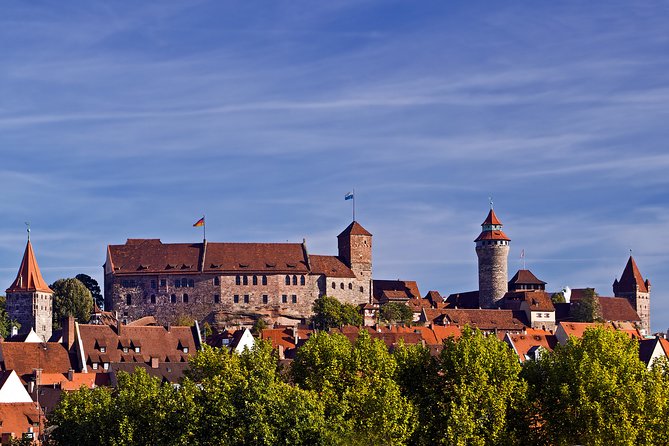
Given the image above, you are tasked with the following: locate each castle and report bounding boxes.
[5,207,652,336]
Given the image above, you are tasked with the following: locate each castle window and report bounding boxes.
[214,294,220,303]
[183,294,189,303]
[171,294,177,303]
[262,294,268,304]
[243,276,248,285]
[282,295,287,303]
[236,275,241,285]
[188,279,194,288]
[300,276,305,286]
[292,295,297,303]
[348,283,352,290]
[292,275,297,285]
[285,275,291,285]
[150,295,156,304]
[340,283,344,289]
[214,276,220,286]
[126,294,132,305]
[175,280,181,288]
[151,280,156,289]
[359,286,364,293]
[262,275,267,285]
[181,278,187,288]
[99,346,106,353]
[103,362,109,371]
[92,363,98,370]
[332,282,336,289]
[253,275,258,285]
[234,295,239,303]
[160,279,166,287]
[244,295,249,304]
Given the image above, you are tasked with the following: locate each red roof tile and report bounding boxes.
[337,221,372,237]
[0,343,73,379]
[482,209,503,226]
[6,241,53,294]
[504,291,555,312]
[308,255,355,278]
[427,309,528,331]
[598,296,641,322]
[373,280,421,303]
[507,329,557,361]
[614,256,648,293]
[0,402,42,439]
[474,230,510,242]
[508,269,546,286]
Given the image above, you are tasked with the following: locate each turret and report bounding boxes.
[613,256,650,335]
[475,208,510,308]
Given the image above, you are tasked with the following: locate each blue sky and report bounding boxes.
[1,1,668,330]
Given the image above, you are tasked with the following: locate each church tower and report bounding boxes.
[338,221,373,295]
[5,235,53,341]
[475,207,510,308]
[613,256,651,335]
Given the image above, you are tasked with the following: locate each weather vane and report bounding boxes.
[488,196,494,210]
[25,221,30,241]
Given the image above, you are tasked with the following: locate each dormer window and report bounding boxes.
[100,346,106,353]
[103,362,109,370]
[123,347,129,353]
[92,363,99,370]
[183,347,189,353]
[135,346,141,353]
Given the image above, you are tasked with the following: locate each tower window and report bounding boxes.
[150,280,156,289]
[214,294,220,303]
[340,283,344,289]
[160,279,166,287]
[214,276,220,286]
[292,275,297,285]
[285,275,291,285]
[300,276,305,286]
[188,279,194,288]
[183,294,189,303]
[174,280,181,288]
[348,283,352,290]
[253,275,258,285]
[234,295,239,303]
[150,295,156,304]
[282,295,287,303]
[359,286,364,293]
[332,282,336,289]
[126,294,132,305]
[262,275,267,285]
[244,294,249,304]
[292,295,297,303]
[262,294,268,304]
[171,294,177,303]
[181,278,187,288]
[236,275,241,285]
[243,276,248,285]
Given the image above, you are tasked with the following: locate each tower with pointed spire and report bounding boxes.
[613,256,651,335]
[338,221,373,300]
[5,237,53,341]
[475,207,511,308]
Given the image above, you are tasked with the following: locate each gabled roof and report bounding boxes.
[445,291,480,309]
[0,402,42,437]
[482,209,503,226]
[0,343,74,380]
[373,280,421,303]
[508,270,546,286]
[308,255,356,278]
[6,241,53,294]
[614,256,649,293]
[506,329,557,362]
[503,291,555,312]
[427,309,529,331]
[598,296,641,322]
[337,221,372,238]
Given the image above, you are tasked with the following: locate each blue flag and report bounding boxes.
[345,192,354,200]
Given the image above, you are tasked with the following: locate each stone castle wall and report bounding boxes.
[6,291,52,340]
[476,244,509,308]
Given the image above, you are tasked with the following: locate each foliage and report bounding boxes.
[291,330,416,445]
[571,287,603,322]
[50,278,93,329]
[380,302,413,325]
[310,296,362,330]
[172,314,194,326]
[75,274,103,310]
[523,327,648,445]
[0,295,20,338]
[251,317,268,335]
[550,291,565,304]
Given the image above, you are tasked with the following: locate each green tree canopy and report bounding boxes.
[380,302,413,325]
[0,295,20,338]
[51,278,94,329]
[571,287,603,322]
[75,274,103,309]
[551,291,566,304]
[310,295,362,330]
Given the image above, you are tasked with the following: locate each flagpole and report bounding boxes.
[203,215,206,242]
[352,188,356,221]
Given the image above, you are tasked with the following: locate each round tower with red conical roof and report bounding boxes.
[475,206,510,308]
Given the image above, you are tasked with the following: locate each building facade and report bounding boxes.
[475,208,510,308]
[5,239,53,341]
[613,256,651,335]
[104,221,373,324]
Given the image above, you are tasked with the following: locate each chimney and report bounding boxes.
[62,316,75,350]
[67,369,74,381]
[166,323,171,333]
[151,357,159,369]
[277,344,285,360]
[292,326,299,346]
[116,317,122,336]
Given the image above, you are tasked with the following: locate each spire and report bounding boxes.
[6,240,53,294]
[482,209,503,226]
[615,256,648,293]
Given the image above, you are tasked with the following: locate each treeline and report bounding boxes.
[48,327,669,446]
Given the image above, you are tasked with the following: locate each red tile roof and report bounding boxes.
[308,255,355,278]
[77,324,198,368]
[373,280,421,303]
[0,402,42,439]
[504,291,555,312]
[445,291,480,309]
[508,269,546,286]
[0,343,73,379]
[557,321,642,340]
[427,309,529,331]
[614,256,649,293]
[337,221,372,237]
[482,209,503,226]
[597,296,641,322]
[474,230,510,242]
[506,329,558,362]
[6,241,53,294]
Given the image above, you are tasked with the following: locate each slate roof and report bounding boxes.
[6,241,53,294]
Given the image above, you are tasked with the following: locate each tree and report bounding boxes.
[571,287,603,322]
[75,274,103,309]
[550,291,565,304]
[0,295,20,338]
[51,278,93,329]
[523,327,648,445]
[311,296,362,330]
[251,317,268,335]
[380,302,413,325]
[437,327,526,446]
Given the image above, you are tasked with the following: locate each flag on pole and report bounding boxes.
[520,249,525,259]
[344,192,354,200]
[193,217,205,227]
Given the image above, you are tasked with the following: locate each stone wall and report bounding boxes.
[476,244,509,308]
[6,291,52,341]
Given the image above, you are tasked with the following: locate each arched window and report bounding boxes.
[150,295,156,304]
[340,282,344,289]
[243,276,248,285]
[214,276,220,286]
[253,275,258,285]
[175,280,181,288]
[300,276,305,286]
[236,275,241,285]
[183,294,189,303]
[332,282,336,289]
[348,283,352,290]
[188,279,194,288]
[262,275,267,285]
[171,294,177,303]
[359,286,364,293]
[292,275,297,285]
[214,294,220,303]
[181,278,187,288]
[286,275,291,285]
[126,294,132,305]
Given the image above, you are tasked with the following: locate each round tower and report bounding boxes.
[475,207,510,308]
